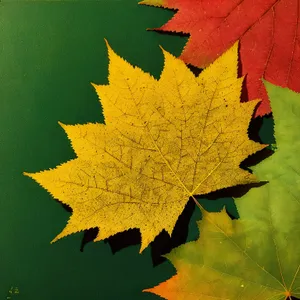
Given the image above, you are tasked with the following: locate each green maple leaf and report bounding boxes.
[144,82,300,299]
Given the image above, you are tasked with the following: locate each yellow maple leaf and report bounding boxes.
[24,41,265,252]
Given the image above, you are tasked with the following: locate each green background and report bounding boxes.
[0,1,274,299]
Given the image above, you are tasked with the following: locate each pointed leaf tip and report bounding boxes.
[103,39,118,63]
[57,121,67,129]
[158,45,165,51]
[233,40,239,48]
[104,38,113,54]
[160,46,175,59]
[103,38,109,47]
[90,82,98,89]
[51,232,63,244]
[23,171,38,181]
[139,244,146,254]
[159,45,168,57]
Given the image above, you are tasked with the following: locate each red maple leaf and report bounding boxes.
[140,0,300,117]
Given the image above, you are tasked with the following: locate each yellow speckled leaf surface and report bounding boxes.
[24,42,264,252]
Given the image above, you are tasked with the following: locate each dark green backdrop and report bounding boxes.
[1,1,274,299]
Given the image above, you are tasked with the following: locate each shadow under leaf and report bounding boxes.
[103,198,196,266]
